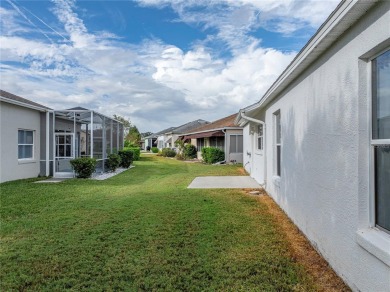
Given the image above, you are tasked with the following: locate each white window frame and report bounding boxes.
[369,48,390,234]
[274,111,281,177]
[356,45,390,268]
[256,124,264,153]
[18,129,34,160]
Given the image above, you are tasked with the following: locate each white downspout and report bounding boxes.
[240,112,267,189]
[222,129,227,163]
[45,111,50,177]
[90,111,94,158]
[52,111,56,177]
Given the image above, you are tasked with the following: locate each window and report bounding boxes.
[372,49,390,232]
[257,124,264,151]
[197,138,205,151]
[209,136,224,150]
[18,130,34,159]
[274,111,281,176]
[229,135,243,153]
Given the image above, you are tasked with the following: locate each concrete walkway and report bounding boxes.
[188,176,261,189]
[35,178,69,183]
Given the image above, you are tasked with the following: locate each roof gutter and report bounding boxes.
[0,96,50,112]
[240,112,265,126]
[180,127,242,137]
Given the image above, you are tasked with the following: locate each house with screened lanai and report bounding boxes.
[0,90,124,182]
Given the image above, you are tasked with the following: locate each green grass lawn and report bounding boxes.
[1,155,316,291]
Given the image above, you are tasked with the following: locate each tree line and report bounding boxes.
[114,115,152,147]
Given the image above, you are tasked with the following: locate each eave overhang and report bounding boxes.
[0,96,50,112]
[235,0,378,126]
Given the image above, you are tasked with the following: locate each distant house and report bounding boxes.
[146,127,177,150]
[142,133,160,150]
[180,113,243,163]
[235,1,390,291]
[156,120,209,150]
[0,90,124,182]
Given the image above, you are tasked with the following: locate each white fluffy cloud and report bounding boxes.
[152,43,294,109]
[0,0,338,132]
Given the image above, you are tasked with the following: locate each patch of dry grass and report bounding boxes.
[249,190,351,292]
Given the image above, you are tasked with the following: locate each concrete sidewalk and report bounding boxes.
[188,176,261,189]
[34,178,69,183]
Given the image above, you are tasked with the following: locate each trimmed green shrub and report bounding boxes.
[106,154,121,172]
[183,144,197,159]
[123,147,140,161]
[151,147,159,153]
[161,148,176,157]
[118,149,133,168]
[201,147,225,164]
[70,157,97,178]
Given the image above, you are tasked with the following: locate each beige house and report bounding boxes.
[180,113,243,163]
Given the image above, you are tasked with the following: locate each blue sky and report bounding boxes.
[0,0,340,132]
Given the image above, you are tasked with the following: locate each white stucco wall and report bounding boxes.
[246,3,390,291]
[0,102,42,183]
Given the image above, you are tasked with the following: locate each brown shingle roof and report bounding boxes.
[186,113,239,134]
[0,89,51,110]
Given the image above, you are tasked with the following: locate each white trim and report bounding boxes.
[73,112,76,159]
[17,129,35,160]
[90,111,94,158]
[54,133,75,178]
[371,139,390,145]
[357,47,390,266]
[241,112,265,126]
[274,111,281,177]
[367,60,376,227]
[46,112,50,176]
[54,133,75,159]
[52,109,123,124]
[53,111,55,176]
[367,46,390,62]
[369,50,390,232]
[255,124,264,154]
[182,127,242,137]
[18,160,36,164]
[356,229,390,267]
[0,96,49,112]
